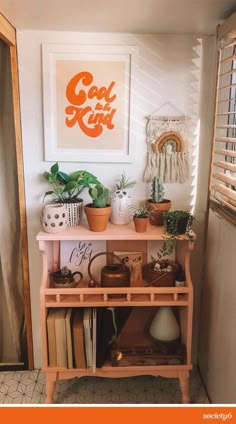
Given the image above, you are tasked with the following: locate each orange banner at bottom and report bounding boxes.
[0,406,236,424]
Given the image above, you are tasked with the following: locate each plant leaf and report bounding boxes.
[43,191,55,201]
[51,162,59,174]
[57,171,70,183]
[48,174,57,184]
[70,171,84,181]
[43,172,51,181]
[54,188,64,194]
[63,181,78,193]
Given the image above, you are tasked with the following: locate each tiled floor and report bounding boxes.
[0,368,209,404]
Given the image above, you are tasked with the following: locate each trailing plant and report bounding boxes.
[151,210,195,261]
[133,203,152,218]
[43,162,100,202]
[115,172,136,190]
[163,210,195,236]
[150,176,165,203]
[88,183,110,208]
[151,239,176,261]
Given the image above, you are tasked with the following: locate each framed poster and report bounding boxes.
[42,44,137,162]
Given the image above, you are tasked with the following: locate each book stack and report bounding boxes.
[46,307,96,369]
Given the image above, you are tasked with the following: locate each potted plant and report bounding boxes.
[84,183,111,231]
[110,172,136,225]
[146,177,171,226]
[163,210,194,235]
[43,162,100,226]
[133,203,151,233]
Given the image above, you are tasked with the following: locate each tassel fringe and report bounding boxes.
[143,152,190,183]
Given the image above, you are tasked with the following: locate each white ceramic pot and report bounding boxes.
[110,189,133,225]
[41,204,68,233]
[149,306,180,342]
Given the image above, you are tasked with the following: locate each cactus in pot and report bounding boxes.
[88,184,110,208]
[151,176,165,203]
[84,183,112,232]
[146,177,171,226]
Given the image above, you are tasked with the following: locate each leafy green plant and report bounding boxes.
[88,184,110,208]
[163,210,195,236]
[43,162,100,202]
[150,176,165,203]
[152,239,176,261]
[151,211,195,261]
[133,203,152,218]
[115,172,136,190]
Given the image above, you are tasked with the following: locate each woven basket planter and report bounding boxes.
[142,260,179,287]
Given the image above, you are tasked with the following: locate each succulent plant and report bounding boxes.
[88,183,110,208]
[151,176,165,203]
[133,203,152,218]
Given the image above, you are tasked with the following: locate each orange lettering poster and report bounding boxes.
[42,45,136,162]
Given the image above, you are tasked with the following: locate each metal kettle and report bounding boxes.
[88,252,130,288]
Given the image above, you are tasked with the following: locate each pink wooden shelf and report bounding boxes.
[44,285,190,307]
[37,221,195,404]
[36,220,196,241]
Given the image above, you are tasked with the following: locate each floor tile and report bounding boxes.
[0,368,209,404]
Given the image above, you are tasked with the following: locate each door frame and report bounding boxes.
[0,12,33,369]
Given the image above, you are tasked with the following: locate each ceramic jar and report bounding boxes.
[41,204,68,233]
[110,190,133,225]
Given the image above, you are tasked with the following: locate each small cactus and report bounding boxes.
[151,177,164,203]
[89,184,110,208]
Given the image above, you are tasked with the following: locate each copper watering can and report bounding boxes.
[88,252,130,289]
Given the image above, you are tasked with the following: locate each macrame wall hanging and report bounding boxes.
[143,103,191,183]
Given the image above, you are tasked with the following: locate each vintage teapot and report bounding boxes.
[50,266,83,288]
[88,252,130,289]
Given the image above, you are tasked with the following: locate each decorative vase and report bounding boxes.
[62,199,83,226]
[133,217,149,233]
[146,199,171,226]
[110,189,133,225]
[149,306,180,342]
[40,204,68,233]
[84,204,112,232]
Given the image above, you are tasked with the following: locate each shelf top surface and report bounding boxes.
[36,220,196,241]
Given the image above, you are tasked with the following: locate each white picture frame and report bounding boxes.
[42,43,137,163]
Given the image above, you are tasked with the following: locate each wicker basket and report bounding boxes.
[142,260,179,287]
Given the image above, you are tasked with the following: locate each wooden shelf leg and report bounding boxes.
[179,372,190,404]
[45,373,57,404]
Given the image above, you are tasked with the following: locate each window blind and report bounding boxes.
[210,33,236,215]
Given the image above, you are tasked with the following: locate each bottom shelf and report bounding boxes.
[46,305,189,371]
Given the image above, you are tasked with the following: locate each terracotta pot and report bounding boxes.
[133,217,149,233]
[84,204,112,232]
[146,199,171,226]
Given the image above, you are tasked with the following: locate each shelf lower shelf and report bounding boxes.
[42,363,192,374]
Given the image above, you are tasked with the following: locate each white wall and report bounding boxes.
[17,30,215,368]
[199,210,236,403]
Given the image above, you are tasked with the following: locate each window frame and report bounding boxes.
[209,18,236,227]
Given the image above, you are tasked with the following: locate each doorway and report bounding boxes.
[0,13,33,370]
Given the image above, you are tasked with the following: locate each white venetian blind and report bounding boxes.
[210,32,236,214]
